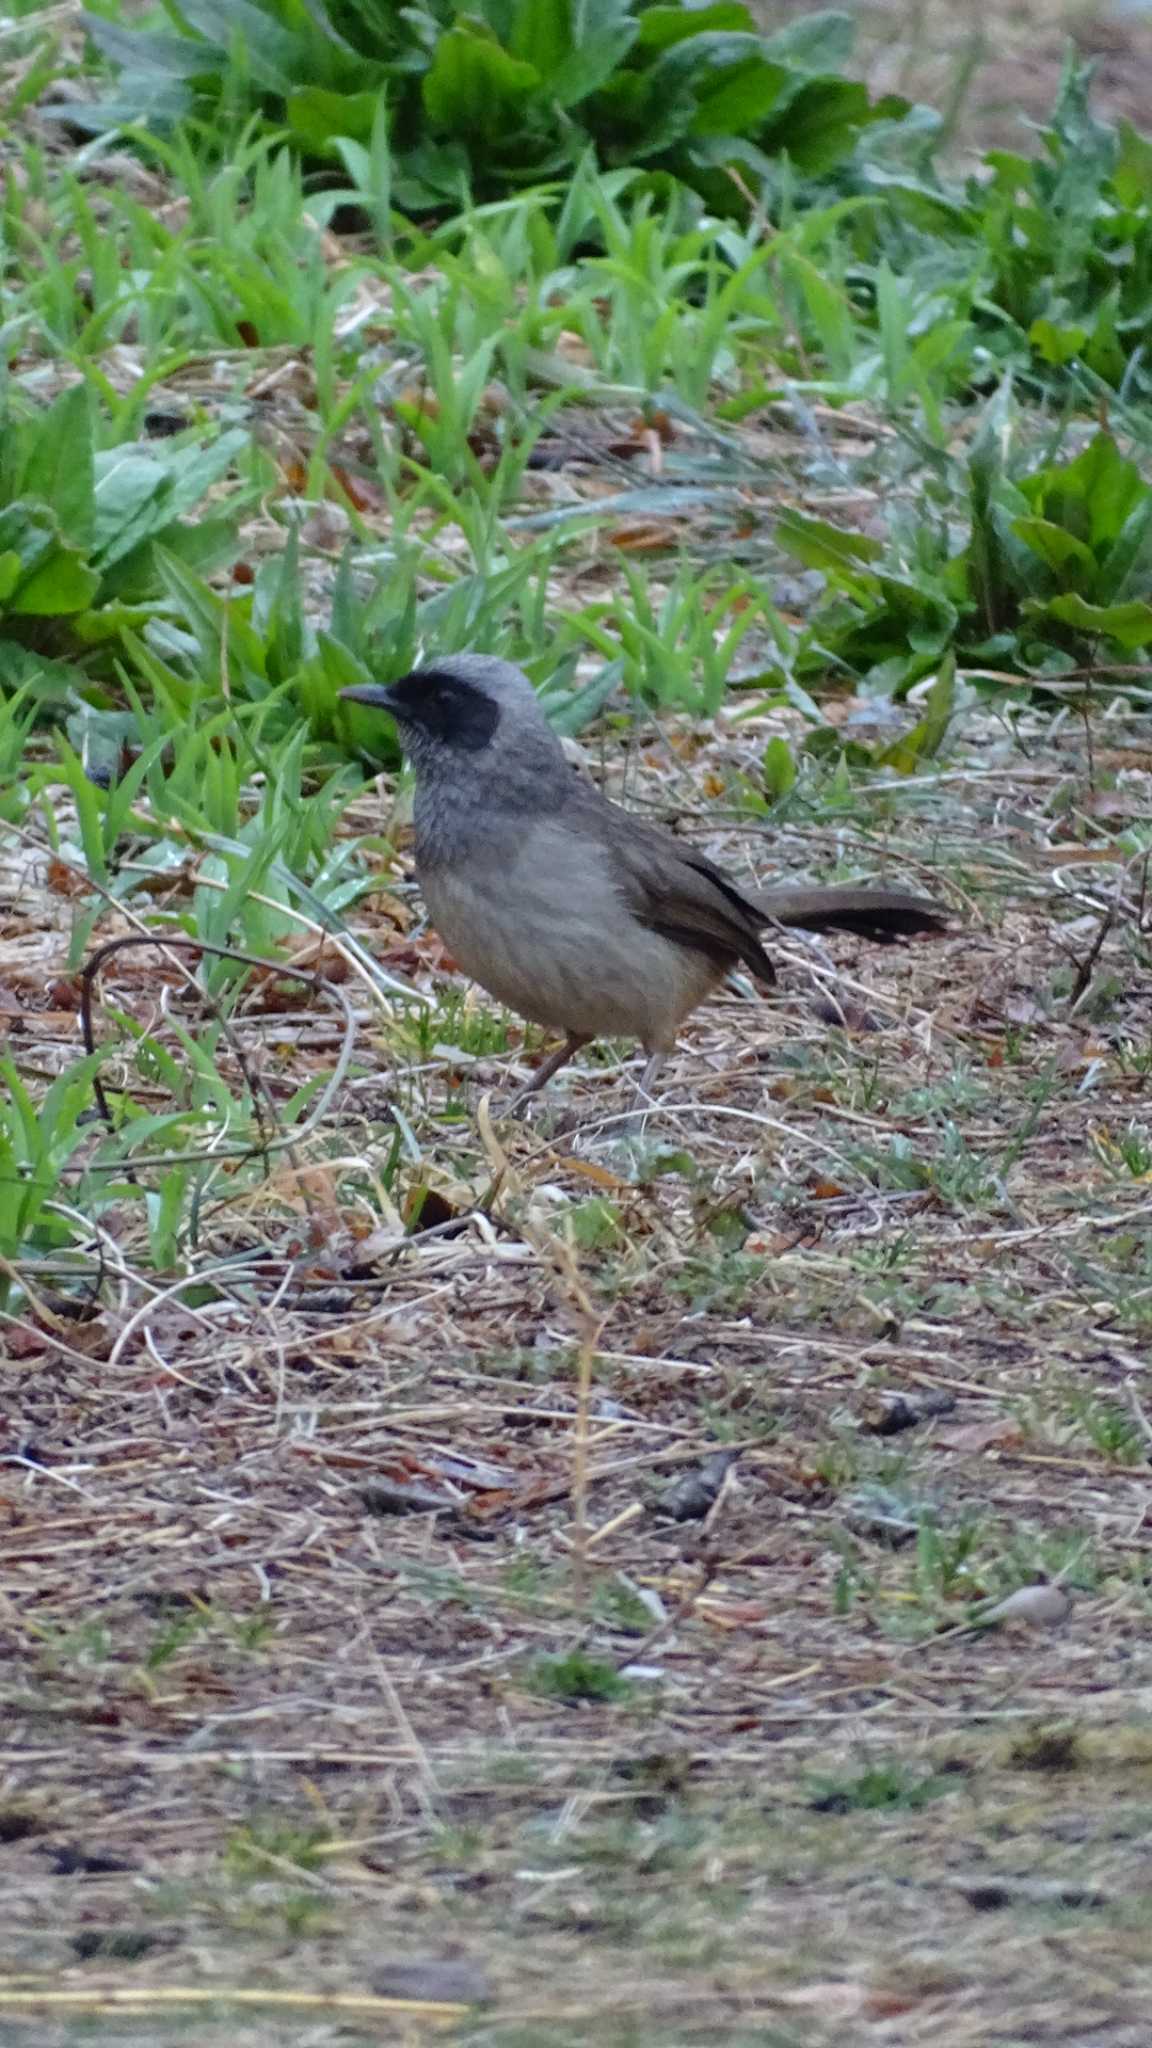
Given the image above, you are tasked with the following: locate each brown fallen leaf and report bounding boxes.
[553,1156,631,1190]
[935,1417,1023,1454]
[698,1597,772,1630]
[606,521,682,551]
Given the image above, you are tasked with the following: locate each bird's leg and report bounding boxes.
[606,1050,666,1140]
[507,1032,592,1115]
[637,1052,665,1103]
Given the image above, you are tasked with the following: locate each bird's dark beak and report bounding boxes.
[340,684,400,713]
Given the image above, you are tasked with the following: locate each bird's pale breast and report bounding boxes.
[421,826,720,1050]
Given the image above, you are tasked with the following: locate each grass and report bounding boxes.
[2,5,1152,2042]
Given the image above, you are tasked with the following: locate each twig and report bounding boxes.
[476,1094,603,1603]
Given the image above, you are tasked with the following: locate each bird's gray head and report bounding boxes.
[342,655,550,762]
[342,655,570,866]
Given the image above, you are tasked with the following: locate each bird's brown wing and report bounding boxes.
[561,783,776,982]
[558,780,946,964]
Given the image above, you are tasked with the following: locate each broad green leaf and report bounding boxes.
[637,5,754,53]
[545,655,624,735]
[251,526,304,672]
[91,433,247,570]
[965,383,1017,635]
[392,136,473,208]
[83,15,220,79]
[761,734,795,797]
[1042,593,1152,650]
[99,513,240,604]
[506,0,571,78]
[762,75,876,174]
[774,509,884,579]
[423,24,542,141]
[22,385,95,546]
[1011,517,1096,585]
[872,575,956,655]
[586,66,699,160]
[877,653,955,771]
[8,546,101,616]
[861,176,978,236]
[317,631,370,691]
[1083,304,1126,391]
[43,78,194,133]
[0,644,83,696]
[540,0,639,107]
[776,247,854,372]
[157,0,309,92]
[646,31,767,107]
[0,552,22,602]
[1026,432,1145,552]
[1114,118,1152,208]
[155,429,250,524]
[287,85,379,151]
[0,501,59,584]
[1098,497,1152,604]
[154,548,268,678]
[687,54,789,138]
[1028,315,1088,366]
[761,9,856,73]
[92,452,169,563]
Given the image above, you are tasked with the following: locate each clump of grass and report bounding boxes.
[524,1649,633,1703]
[1009,1725,1085,1774]
[806,1759,951,1814]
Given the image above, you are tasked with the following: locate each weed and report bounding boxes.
[224,1817,329,1877]
[806,1757,951,1813]
[524,1649,633,1703]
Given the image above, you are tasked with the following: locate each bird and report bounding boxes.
[341,655,946,1106]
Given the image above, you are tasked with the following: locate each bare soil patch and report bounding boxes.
[759,0,1152,155]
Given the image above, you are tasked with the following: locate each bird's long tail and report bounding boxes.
[748,885,947,943]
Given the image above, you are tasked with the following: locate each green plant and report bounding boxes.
[592,1575,660,1636]
[0,385,252,695]
[0,1053,112,1304]
[1063,1390,1147,1465]
[843,56,1152,404]
[524,1648,633,1702]
[1094,1124,1152,1181]
[776,392,1152,697]
[968,57,1152,398]
[225,1817,329,1876]
[807,1757,950,1813]
[75,4,912,213]
[144,1602,215,1668]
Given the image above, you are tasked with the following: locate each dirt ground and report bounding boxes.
[2,6,1152,2041]
[760,0,1152,155]
[3,676,1151,2043]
